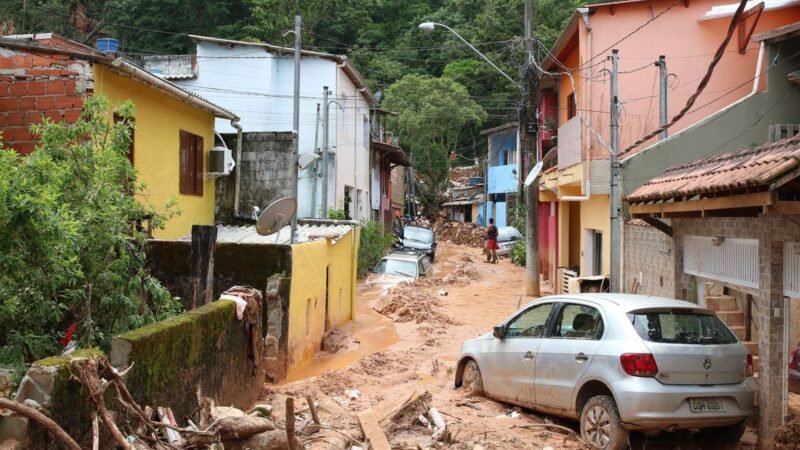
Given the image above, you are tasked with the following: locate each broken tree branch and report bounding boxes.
[286,397,298,450]
[73,359,135,450]
[0,398,81,450]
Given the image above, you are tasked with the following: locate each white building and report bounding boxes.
[145,35,377,221]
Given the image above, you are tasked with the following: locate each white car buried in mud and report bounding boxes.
[365,250,433,287]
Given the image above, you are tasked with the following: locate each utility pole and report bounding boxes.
[522,0,540,297]
[658,55,668,141]
[609,49,621,292]
[290,14,301,243]
[321,86,330,219]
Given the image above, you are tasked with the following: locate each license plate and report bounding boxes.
[689,398,725,413]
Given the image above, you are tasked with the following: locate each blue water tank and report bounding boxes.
[96,38,119,53]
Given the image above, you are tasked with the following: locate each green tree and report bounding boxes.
[382,74,486,213]
[0,96,180,364]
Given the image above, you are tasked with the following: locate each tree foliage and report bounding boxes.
[0,97,181,364]
[382,74,486,212]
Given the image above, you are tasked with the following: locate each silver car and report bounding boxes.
[365,250,433,287]
[454,294,755,450]
[496,226,523,257]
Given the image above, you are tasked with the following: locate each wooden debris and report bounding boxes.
[357,409,392,450]
[429,407,447,441]
[306,395,321,433]
[0,398,80,450]
[286,397,298,450]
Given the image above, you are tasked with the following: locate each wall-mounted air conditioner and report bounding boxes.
[208,146,235,176]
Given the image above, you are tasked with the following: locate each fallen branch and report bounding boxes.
[511,423,584,440]
[0,398,81,450]
[72,359,135,450]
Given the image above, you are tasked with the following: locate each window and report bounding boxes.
[363,115,370,149]
[113,114,135,164]
[179,130,204,196]
[552,304,604,340]
[567,93,576,120]
[629,311,737,345]
[506,303,555,338]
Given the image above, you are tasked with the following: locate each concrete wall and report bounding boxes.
[216,132,294,222]
[622,36,800,196]
[95,65,218,239]
[623,220,675,298]
[0,46,91,154]
[578,194,611,276]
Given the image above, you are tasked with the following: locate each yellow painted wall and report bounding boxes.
[286,230,358,371]
[579,195,611,276]
[93,65,216,239]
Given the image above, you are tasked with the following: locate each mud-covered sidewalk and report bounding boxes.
[261,243,759,450]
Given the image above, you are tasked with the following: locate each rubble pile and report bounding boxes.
[442,262,481,286]
[449,165,481,186]
[434,221,484,247]
[375,284,457,326]
[775,411,800,449]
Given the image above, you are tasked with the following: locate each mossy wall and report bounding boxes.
[110,300,263,423]
[145,240,291,310]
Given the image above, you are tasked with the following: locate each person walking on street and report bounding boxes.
[485,218,498,263]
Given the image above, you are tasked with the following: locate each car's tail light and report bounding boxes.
[790,352,797,371]
[746,354,755,377]
[620,353,659,377]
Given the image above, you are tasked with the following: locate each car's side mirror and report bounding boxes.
[493,325,506,339]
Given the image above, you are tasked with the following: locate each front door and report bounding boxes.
[534,303,605,413]
[484,302,555,406]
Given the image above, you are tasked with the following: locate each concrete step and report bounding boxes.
[729,325,747,341]
[742,341,759,357]
[706,295,738,312]
[716,310,744,327]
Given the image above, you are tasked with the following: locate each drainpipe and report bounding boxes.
[313,103,320,217]
[231,119,245,219]
[559,10,592,202]
[752,41,765,94]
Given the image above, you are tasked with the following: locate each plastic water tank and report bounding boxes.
[96,38,119,53]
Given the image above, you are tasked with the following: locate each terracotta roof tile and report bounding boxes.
[627,135,800,203]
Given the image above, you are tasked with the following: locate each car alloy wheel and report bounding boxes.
[580,395,628,450]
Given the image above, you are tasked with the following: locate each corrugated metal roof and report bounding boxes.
[179,220,356,245]
[627,135,800,203]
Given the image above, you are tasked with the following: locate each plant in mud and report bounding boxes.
[0,96,181,365]
[511,240,526,266]
[357,221,394,277]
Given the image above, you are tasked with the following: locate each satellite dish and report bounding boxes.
[298,153,321,170]
[256,197,297,241]
[524,161,544,187]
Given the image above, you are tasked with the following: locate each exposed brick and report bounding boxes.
[0,82,8,96]
[45,80,66,95]
[44,110,63,122]
[9,82,27,96]
[73,96,84,109]
[5,127,32,141]
[16,142,36,155]
[62,109,82,123]
[6,111,24,126]
[0,114,5,127]
[0,57,13,69]
[53,96,75,109]
[27,81,47,95]
[37,96,55,110]
[31,56,53,68]
[65,80,76,94]
[0,98,17,112]
[24,111,43,125]
[18,97,35,110]
[13,56,32,69]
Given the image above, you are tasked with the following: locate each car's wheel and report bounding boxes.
[697,420,747,446]
[461,360,483,396]
[580,395,629,450]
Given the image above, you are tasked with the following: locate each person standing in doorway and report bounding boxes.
[485,218,498,263]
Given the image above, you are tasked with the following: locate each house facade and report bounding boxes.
[0,33,237,239]
[539,0,800,281]
[144,36,378,221]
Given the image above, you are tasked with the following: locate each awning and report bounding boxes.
[372,141,411,167]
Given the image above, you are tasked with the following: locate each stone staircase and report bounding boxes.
[705,290,759,374]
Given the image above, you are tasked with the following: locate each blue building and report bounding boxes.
[481,123,519,227]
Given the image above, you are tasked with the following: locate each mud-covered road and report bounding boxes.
[262,243,758,450]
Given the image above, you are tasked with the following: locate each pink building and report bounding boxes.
[539,0,800,281]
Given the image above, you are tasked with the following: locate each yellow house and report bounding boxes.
[94,59,239,239]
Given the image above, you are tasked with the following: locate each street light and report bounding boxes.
[417,21,519,88]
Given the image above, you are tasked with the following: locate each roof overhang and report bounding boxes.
[189,34,377,106]
[542,11,582,73]
[372,140,411,167]
[480,122,518,136]
[753,20,800,42]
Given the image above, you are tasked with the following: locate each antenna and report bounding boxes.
[256,197,297,243]
[524,161,543,187]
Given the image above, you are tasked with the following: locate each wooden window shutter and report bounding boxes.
[179,130,204,196]
[193,134,204,196]
[180,130,191,195]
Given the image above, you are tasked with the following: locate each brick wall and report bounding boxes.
[623,219,675,298]
[0,47,92,154]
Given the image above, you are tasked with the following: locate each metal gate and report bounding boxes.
[684,236,759,288]
[785,242,800,297]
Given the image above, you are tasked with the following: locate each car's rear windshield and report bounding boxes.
[628,311,737,345]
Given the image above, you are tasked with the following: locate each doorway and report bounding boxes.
[584,229,603,276]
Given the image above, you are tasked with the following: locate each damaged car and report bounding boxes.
[366,250,433,287]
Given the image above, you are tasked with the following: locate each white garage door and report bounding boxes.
[684,236,759,289]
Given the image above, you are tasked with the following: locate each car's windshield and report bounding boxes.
[497,227,522,242]
[373,259,417,277]
[629,311,737,345]
[404,227,433,244]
